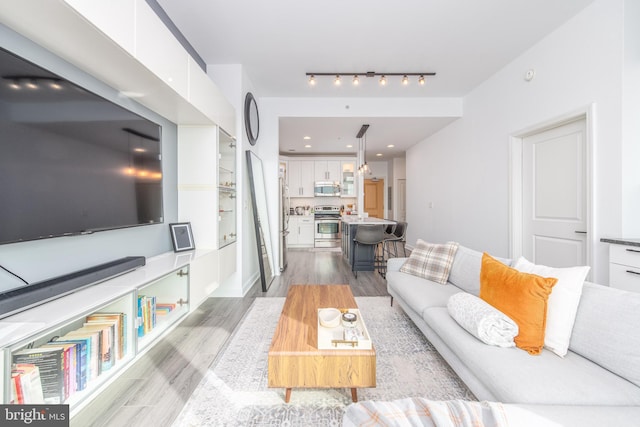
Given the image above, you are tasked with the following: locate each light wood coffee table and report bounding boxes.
[268,284,376,402]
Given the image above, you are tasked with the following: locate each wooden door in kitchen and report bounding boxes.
[521,117,588,268]
[364,179,384,219]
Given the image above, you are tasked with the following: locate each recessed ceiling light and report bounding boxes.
[303,136,311,140]
[288,149,296,152]
[346,144,353,148]
[376,153,383,157]
[387,144,395,148]
[134,148,146,153]
[304,144,311,148]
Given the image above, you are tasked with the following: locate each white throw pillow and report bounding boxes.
[513,257,590,357]
[447,292,518,348]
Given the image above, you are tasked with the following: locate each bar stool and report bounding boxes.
[352,224,385,278]
[383,221,408,258]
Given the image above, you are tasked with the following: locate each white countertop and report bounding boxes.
[341,216,396,225]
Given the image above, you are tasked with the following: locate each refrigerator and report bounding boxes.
[279,177,290,272]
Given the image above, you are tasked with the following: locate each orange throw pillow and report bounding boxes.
[479,253,557,355]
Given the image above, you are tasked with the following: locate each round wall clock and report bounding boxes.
[244,92,259,146]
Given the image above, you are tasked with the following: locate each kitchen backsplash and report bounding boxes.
[290,197,356,213]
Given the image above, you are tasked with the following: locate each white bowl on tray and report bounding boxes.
[318,308,342,328]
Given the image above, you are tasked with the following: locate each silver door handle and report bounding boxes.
[626,248,640,253]
[626,270,640,276]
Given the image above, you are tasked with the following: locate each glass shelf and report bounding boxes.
[218,128,236,248]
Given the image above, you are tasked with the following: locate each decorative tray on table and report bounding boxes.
[317,308,372,350]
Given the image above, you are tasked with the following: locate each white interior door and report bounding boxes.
[522,118,588,267]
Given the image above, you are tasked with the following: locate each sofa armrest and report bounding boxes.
[387,257,408,273]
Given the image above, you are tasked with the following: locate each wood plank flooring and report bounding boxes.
[71,249,389,427]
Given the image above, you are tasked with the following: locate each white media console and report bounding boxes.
[0,248,220,416]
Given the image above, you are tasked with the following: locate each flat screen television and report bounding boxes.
[0,46,163,245]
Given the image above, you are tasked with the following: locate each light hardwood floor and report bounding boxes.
[71,249,389,427]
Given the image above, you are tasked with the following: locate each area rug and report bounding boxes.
[172,296,475,427]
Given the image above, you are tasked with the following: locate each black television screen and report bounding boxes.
[0,47,163,245]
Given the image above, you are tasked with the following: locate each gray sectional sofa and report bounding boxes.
[384,245,640,426]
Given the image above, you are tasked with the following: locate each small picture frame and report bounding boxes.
[169,222,195,252]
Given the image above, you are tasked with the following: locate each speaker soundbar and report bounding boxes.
[0,256,146,320]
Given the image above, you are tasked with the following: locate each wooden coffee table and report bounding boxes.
[268,284,376,402]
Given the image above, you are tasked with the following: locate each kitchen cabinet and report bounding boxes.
[287,216,315,247]
[608,242,640,293]
[288,160,315,197]
[314,160,341,182]
[341,161,357,197]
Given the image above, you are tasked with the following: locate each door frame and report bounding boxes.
[509,104,595,276]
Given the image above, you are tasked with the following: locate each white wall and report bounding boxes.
[207,64,265,296]
[622,0,640,235]
[406,0,629,284]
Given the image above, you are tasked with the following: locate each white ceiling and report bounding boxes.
[157,0,594,158]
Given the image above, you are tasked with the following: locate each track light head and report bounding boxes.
[334,75,341,86]
[402,75,409,85]
[379,75,387,86]
[309,74,316,85]
[353,75,359,85]
[418,75,425,85]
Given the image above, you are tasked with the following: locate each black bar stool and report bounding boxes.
[383,221,408,258]
[352,224,385,278]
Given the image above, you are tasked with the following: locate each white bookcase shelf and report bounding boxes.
[0,250,213,416]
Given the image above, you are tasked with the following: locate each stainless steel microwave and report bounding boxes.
[314,181,341,197]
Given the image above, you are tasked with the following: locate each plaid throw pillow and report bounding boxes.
[400,239,459,284]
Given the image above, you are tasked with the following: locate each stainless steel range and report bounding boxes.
[314,205,341,248]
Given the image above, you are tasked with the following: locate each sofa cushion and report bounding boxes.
[400,240,459,284]
[513,257,589,358]
[570,282,640,387]
[480,253,557,355]
[448,245,511,296]
[423,307,640,405]
[387,270,460,316]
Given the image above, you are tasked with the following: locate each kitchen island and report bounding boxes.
[341,216,396,275]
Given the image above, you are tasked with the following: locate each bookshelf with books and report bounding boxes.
[0,251,193,416]
[6,292,134,409]
[135,267,189,351]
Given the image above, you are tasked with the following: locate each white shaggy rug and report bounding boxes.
[172,296,475,427]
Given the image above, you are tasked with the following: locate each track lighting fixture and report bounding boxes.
[306,71,436,87]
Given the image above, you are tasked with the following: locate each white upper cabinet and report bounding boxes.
[288,160,315,197]
[314,160,341,182]
[135,0,189,99]
[341,161,357,197]
[64,0,136,55]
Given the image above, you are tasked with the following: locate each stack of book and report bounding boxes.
[137,295,155,337]
[11,311,127,404]
[10,363,45,404]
